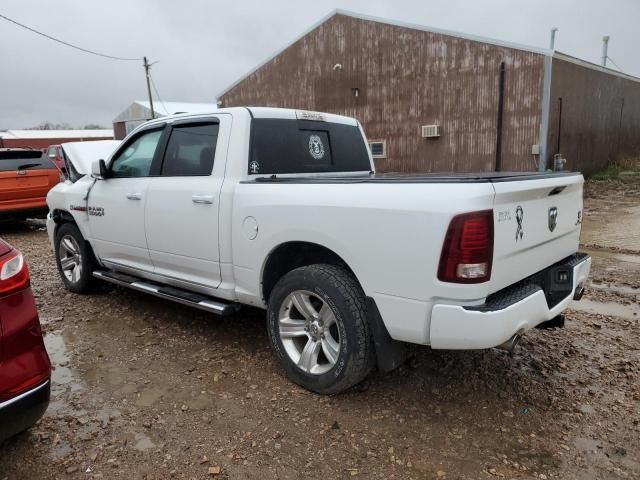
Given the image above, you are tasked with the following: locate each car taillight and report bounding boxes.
[438,210,493,284]
[0,250,30,296]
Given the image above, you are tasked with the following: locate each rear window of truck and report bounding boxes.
[248,119,371,175]
[0,151,56,172]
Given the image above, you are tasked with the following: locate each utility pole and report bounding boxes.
[143,56,155,119]
[549,27,558,50]
[601,36,610,67]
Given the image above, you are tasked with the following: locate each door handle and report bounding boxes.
[126,193,142,200]
[192,194,214,205]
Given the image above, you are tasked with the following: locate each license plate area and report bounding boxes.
[541,265,573,308]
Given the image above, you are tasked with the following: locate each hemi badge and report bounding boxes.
[296,110,326,122]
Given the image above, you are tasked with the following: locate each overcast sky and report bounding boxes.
[1,0,638,129]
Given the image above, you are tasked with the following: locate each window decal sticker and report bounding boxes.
[249,160,260,174]
[308,135,325,160]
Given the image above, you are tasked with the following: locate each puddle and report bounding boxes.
[574,437,602,453]
[588,282,639,296]
[581,247,640,265]
[570,298,639,320]
[44,332,74,389]
[49,441,74,460]
[43,330,85,419]
[581,204,640,252]
[136,387,165,407]
[128,431,155,452]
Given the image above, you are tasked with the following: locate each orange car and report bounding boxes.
[0,148,62,219]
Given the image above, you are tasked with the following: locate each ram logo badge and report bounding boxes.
[548,206,558,232]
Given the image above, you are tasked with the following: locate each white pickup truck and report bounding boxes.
[46,107,591,393]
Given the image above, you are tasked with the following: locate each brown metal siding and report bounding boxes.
[113,121,127,140]
[546,58,640,174]
[0,136,113,150]
[221,14,545,173]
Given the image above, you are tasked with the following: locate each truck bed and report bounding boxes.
[249,171,581,184]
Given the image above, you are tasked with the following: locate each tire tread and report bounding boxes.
[268,264,374,394]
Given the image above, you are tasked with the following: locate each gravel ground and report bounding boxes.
[0,178,638,479]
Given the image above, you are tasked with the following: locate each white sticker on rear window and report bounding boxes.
[308,135,325,160]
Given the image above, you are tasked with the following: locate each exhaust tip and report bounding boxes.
[573,283,585,301]
[496,333,521,353]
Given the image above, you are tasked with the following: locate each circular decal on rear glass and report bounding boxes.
[308,135,325,160]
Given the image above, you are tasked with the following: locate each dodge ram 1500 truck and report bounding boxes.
[46,107,591,394]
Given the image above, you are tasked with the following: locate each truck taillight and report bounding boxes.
[0,250,30,296]
[438,210,493,284]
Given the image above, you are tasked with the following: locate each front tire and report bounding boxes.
[54,223,95,293]
[267,264,374,394]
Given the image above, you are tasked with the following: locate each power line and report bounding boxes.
[149,74,169,115]
[0,12,142,61]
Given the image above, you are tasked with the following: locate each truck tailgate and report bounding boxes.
[490,174,584,294]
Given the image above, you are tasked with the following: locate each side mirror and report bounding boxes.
[91,158,109,179]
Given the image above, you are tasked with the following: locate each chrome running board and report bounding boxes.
[93,270,240,316]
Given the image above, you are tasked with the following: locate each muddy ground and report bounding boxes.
[0,178,638,480]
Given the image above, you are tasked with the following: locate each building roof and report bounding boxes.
[0,129,114,139]
[113,100,219,123]
[217,9,640,98]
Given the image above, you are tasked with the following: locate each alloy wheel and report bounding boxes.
[58,235,82,283]
[278,290,341,375]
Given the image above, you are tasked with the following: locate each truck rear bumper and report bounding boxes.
[429,254,591,349]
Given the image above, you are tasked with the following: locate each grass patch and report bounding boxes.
[590,155,640,180]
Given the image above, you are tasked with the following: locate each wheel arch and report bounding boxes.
[51,209,100,266]
[261,241,408,375]
[51,208,76,225]
[261,241,362,305]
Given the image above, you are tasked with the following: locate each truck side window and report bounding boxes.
[110,129,163,178]
[161,123,219,176]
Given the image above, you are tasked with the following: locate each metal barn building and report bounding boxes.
[112,101,218,140]
[218,10,640,175]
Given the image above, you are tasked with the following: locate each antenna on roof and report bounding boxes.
[549,27,558,50]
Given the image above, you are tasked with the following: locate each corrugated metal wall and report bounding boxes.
[546,57,640,174]
[221,14,546,172]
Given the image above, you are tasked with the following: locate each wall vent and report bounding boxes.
[421,125,441,138]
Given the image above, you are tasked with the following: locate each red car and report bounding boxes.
[0,239,51,443]
[45,145,65,171]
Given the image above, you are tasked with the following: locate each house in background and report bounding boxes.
[218,10,640,174]
[112,101,218,139]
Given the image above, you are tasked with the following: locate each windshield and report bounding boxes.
[249,119,371,175]
[0,150,57,172]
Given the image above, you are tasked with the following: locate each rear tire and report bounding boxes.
[54,223,95,294]
[267,264,374,394]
